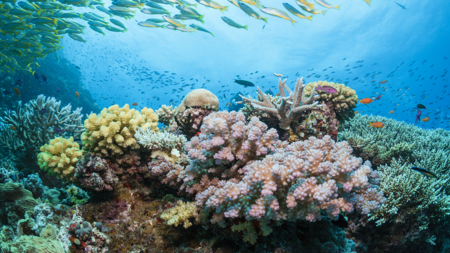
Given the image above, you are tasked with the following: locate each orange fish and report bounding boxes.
[379,80,387,84]
[422,117,430,122]
[75,91,79,99]
[132,102,138,106]
[331,131,338,135]
[10,126,16,131]
[369,122,385,128]
[14,87,20,97]
[389,110,395,114]
[359,98,373,104]
[195,131,201,136]
[355,111,359,114]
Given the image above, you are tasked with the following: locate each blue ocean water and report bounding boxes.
[56,0,450,129]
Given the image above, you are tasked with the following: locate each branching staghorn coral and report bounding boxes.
[304,81,358,121]
[0,95,84,152]
[237,78,322,130]
[81,104,158,157]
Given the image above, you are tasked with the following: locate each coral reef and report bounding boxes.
[238,78,322,131]
[304,81,358,121]
[75,154,119,191]
[0,95,84,152]
[59,184,91,206]
[0,182,38,228]
[81,104,159,157]
[38,136,84,180]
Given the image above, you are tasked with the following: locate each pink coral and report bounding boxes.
[195,135,385,223]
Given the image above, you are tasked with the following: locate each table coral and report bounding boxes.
[81,104,159,157]
[304,81,358,121]
[38,136,84,180]
[75,155,118,191]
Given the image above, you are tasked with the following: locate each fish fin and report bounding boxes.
[335,5,340,10]
[161,25,165,29]
[308,2,314,9]
[243,25,248,30]
[221,6,228,12]
[199,15,204,23]
[322,10,327,15]
[364,0,371,6]
[306,15,312,21]
[317,84,322,90]
[210,32,214,37]
[262,17,267,23]
[291,19,295,25]
[53,18,57,25]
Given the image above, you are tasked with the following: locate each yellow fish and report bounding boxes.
[274,73,283,77]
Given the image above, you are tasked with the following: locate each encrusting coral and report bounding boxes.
[81,104,159,157]
[0,182,38,228]
[304,81,358,121]
[37,136,84,180]
[238,78,322,131]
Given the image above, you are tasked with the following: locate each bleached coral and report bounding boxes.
[196,135,385,224]
[238,78,322,130]
[177,89,219,113]
[135,127,186,155]
[156,105,177,126]
[81,104,159,157]
[38,137,84,180]
[160,200,200,229]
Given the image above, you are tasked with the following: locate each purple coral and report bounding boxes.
[75,155,118,191]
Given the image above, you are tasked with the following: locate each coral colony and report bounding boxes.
[0,79,449,253]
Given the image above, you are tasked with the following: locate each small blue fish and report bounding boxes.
[395,2,406,9]
[39,108,48,115]
[262,24,265,30]
[411,166,437,178]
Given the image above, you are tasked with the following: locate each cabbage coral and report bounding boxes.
[38,137,84,180]
[304,81,358,121]
[81,104,159,157]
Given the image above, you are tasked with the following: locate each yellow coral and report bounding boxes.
[81,104,159,157]
[160,200,199,229]
[37,137,84,180]
[304,81,358,114]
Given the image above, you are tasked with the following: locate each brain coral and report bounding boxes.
[81,104,159,157]
[177,89,219,113]
[304,81,358,120]
[38,137,84,180]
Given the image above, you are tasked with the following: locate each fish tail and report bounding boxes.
[53,18,57,25]
[262,17,267,23]
[317,84,322,90]
[364,0,371,6]
[243,25,248,30]
[221,6,228,12]
[210,32,214,37]
[309,3,314,9]
[199,15,204,23]
[161,24,165,29]
[322,10,327,15]
[290,19,295,25]
[368,122,372,127]
[306,15,312,21]
[335,4,340,10]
